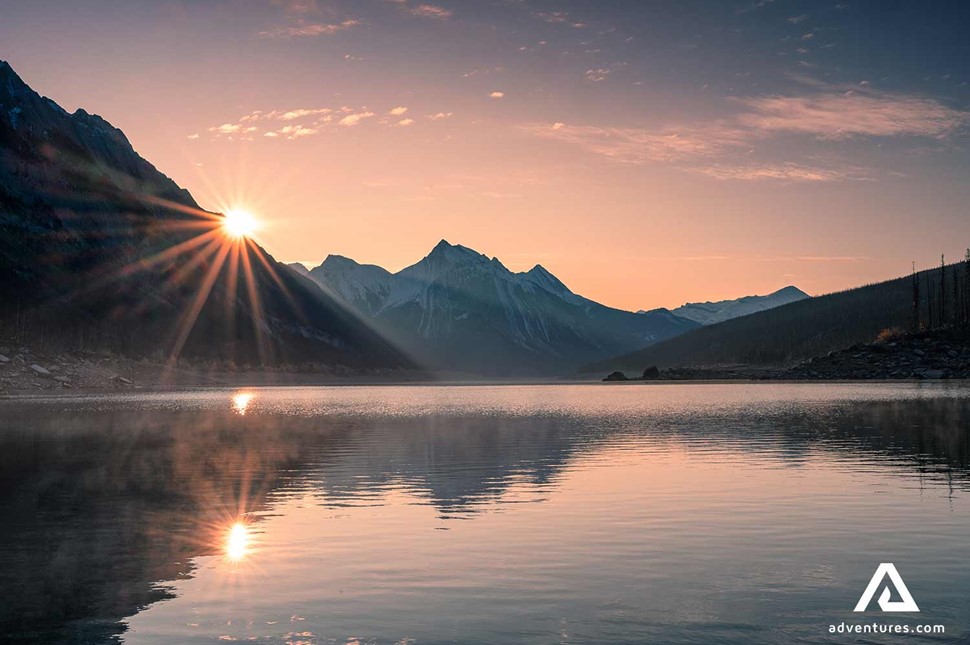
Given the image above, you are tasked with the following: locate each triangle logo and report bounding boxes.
[853,563,920,612]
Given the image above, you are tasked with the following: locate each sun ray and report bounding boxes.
[239,240,271,365]
[167,240,234,363]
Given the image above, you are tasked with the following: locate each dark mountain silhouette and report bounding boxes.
[587,263,967,373]
[0,61,413,369]
[305,240,699,374]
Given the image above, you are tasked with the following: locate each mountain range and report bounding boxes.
[0,60,412,370]
[292,244,807,374]
[665,286,809,325]
[0,59,816,377]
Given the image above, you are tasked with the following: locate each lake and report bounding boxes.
[1,383,969,643]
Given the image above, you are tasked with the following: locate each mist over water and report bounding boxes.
[1,383,969,643]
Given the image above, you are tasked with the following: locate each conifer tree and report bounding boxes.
[940,254,946,325]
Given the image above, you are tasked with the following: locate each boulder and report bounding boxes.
[0,355,9,364]
[603,371,630,382]
[29,364,50,377]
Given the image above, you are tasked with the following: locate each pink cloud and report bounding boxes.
[737,90,969,139]
[259,18,360,38]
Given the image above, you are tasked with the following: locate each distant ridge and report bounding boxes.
[585,263,965,373]
[667,285,809,325]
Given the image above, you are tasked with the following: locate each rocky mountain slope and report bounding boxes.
[306,240,699,374]
[0,60,413,370]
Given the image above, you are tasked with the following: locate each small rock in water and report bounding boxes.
[642,366,660,380]
[30,364,51,377]
[0,354,9,364]
[921,369,945,379]
[54,375,71,383]
[603,371,630,382]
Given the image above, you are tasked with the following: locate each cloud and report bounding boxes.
[665,254,869,262]
[788,14,808,23]
[534,10,585,28]
[428,111,454,120]
[279,108,332,121]
[524,122,744,164]
[187,133,200,140]
[523,84,969,181]
[278,124,318,138]
[259,18,360,38]
[272,0,320,14]
[339,111,376,126]
[526,122,870,182]
[694,162,874,182]
[209,123,258,135]
[489,91,505,99]
[208,103,407,140]
[736,90,970,139]
[409,4,452,19]
[585,68,611,82]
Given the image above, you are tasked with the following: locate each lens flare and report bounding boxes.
[226,522,249,561]
[222,209,258,239]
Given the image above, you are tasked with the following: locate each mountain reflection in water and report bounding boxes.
[0,384,968,643]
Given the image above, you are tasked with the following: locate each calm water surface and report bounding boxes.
[1,383,970,644]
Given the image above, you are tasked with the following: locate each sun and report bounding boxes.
[225,522,250,562]
[222,208,259,239]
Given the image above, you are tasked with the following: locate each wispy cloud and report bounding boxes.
[489,91,505,99]
[279,124,318,138]
[736,90,969,139]
[663,254,870,262]
[524,84,969,182]
[408,4,452,19]
[258,18,360,38]
[694,162,874,182]
[339,111,376,126]
[206,103,423,139]
[523,122,745,164]
[534,10,586,28]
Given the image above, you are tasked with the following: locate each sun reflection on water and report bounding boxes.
[225,522,250,562]
[232,392,255,415]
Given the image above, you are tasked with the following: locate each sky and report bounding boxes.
[2,0,970,311]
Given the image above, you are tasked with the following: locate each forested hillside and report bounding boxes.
[587,258,970,373]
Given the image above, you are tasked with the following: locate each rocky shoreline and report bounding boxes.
[0,340,427,393]
[603,327,970,382]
